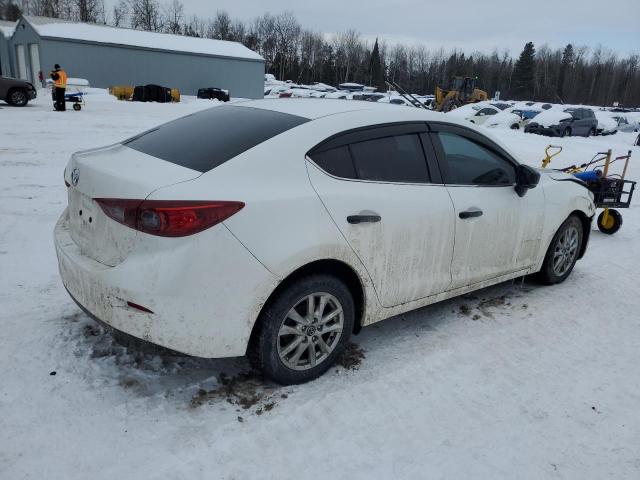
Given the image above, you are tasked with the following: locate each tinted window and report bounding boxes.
[311,145,356,179]
[349,134,430,183]
[478,108,497,116]
[124,105,308,173]
[438,132,516,185]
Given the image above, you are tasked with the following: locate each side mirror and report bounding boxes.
[515,164,540,197]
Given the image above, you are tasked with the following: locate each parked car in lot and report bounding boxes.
[0,75,37,106]
[608,114,638,133]
[594,110,619,135]
[55,100,595,384]
[525,107,598,137]
[447,102,501,125]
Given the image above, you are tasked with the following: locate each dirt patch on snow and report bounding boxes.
[338,342,366,370]
[190,371,281,413]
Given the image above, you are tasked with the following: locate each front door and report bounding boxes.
[429,124,543,289]
[306,124,456,307]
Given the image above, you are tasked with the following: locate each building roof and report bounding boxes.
[0,20,16,39]
[21,16,263,62]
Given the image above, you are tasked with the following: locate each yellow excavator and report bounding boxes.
[435,76,488,112]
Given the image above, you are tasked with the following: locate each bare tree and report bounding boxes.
[128,0,163,32]
[163,0,183,34]
[111,0,128,26]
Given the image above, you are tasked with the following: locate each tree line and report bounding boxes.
[2,0,639,106]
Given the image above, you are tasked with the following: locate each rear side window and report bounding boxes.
[124,105,308,173]
[349,134,429,183]
[310,133,431,183]
[438,132,515,185]
[311,145,357,179]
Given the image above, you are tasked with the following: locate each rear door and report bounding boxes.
[306,123,456,307]
[428,124,544,289]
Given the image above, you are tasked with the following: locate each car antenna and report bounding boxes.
[385,79,429,110]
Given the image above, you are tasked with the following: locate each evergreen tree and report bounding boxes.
[369,38,385,92]
[0,1,21,21]
[512,42,536,99]
[557,43,574,101]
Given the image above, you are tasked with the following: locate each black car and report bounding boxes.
[0,76,37,106]
[525,108,598,137]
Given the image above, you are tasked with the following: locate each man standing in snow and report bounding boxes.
[49,64,67,112]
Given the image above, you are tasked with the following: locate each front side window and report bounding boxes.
[438,132,516,186]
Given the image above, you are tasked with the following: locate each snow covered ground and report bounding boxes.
[1,90,639,479]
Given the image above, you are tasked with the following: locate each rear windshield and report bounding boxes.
[123,105,308,172]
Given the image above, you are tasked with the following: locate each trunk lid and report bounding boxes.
[64,144,201,266]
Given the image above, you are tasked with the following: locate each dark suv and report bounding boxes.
[0,76,37,106]
[525,108,598,137]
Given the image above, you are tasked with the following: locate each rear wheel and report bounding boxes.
[510,124,519,130]
[441,98,461,112]
[7,88,28,107]
[73,103,81,111]
[587,127,596,137]
[597,209,622,235]
[248,274,354,385]
[536,215,583,285]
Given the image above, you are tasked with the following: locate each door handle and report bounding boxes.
[459,209,483,219]
[347,214,381,224]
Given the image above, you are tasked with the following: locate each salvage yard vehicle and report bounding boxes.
[0,75,37,106]
[608,114,638,133]
[525,107,598,137]
[55,100,595,385]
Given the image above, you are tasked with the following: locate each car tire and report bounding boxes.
[587,127,596,137]
[248,274,355,385]
[597,209,622,235]
[561,127,572,137]
[7,88,28,107]
[536,215,583,285]
[510,124,519,130]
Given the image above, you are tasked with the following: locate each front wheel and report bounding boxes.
[561,127,572,137]
[597,209,622,235]
[248,274,355,385]
[7,89,28,106]
[536,215,583,285]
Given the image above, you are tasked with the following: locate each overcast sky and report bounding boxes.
[155,0,639,56]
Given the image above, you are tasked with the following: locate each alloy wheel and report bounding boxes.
[277,292,344,371]
[10,90,27,106]
[552,226,579,276]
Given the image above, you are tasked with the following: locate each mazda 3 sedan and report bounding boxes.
[55,99,595,384]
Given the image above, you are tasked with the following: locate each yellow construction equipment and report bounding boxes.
[435,76,488,112]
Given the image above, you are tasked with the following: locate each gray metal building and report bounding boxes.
[0,20,15,77]
[5,16,264,98]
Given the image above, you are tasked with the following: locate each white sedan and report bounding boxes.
[55,100,595,384]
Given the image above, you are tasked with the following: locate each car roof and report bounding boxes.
[234,98,447,121]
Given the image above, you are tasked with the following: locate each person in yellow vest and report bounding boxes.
[49,64,67,111]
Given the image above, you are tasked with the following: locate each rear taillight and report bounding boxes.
[95,199,244,237]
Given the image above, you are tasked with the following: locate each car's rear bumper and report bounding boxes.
[54,208,277,358]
